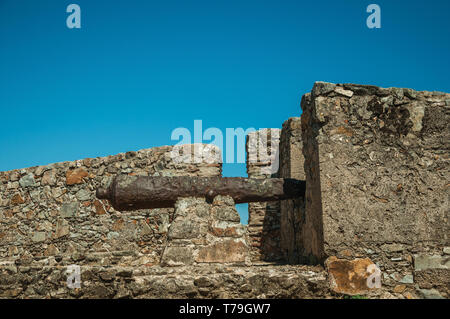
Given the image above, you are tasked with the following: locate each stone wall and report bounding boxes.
[0,81,449,299]
[300,82,450,298]
[0,262,330,299]
[0,144,221,267]
[246,129,282,262]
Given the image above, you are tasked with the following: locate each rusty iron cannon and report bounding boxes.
[96,175,305,211]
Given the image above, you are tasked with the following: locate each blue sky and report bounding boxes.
[1,0,449,223]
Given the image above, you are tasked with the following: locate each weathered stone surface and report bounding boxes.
[19,173,36,188]
[313,81,336,96]
[301,82,449,264]
[414,269,449,298]
[173,197,209,217]
[66,168,89,185]
[44,244,60,256]
[414,254,450,271]
[75,189,91,201]
[55,219,70,238]
[211,206,240,222]
[381,243,404,253]
[246,129,282,262]
[60,202,78,218]
[41,170,56,186]
[210,221,245,237]
[325,256,380,295]
[34,165,51,177]
[161,196,249,265]
[211,195,235,207]
[399,274,414,284]
[161,246,194,266]
[168,219,200,239]
[279,117,305,264]
[140,222,153,236]
[0,264,333,299]
[334,87,354,98]
[92,200,106,215]
[393,285,406,293]
[196,240,247,263]
[32,232,46,242]
[417,288,445,299]
[10,193,25,205]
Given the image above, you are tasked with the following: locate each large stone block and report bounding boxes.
[301,82,450,261]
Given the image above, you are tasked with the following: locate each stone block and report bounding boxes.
[196,239,247,263]
[168,218,201,239]
[60,202,78,218]
[19,173,36,188]
[32,232,46,242]
[325,256,380,295]
[417,288,445,299]
[66,168,88,185]
[41,170,56,186]
[161,246,195,266]
[210,220,246,237]
[75,189,91,201]
[414,254,450,271]
[301,82,449,261]
[10,194,25,205]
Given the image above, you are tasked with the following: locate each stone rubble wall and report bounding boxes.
[0,144,221,268]
[301,82,450,298]
[245,129,282,262]
[0,262,331,299]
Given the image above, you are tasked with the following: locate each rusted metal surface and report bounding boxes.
[96,175,306,211]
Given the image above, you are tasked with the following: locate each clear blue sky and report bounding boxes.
[1,0,449,223]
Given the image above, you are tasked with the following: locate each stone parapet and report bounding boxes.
[0,145,222,266]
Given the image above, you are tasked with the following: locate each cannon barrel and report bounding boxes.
[96,175,306,211]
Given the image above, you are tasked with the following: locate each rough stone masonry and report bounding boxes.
[0,82,448,299]
[299,82,449,297]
